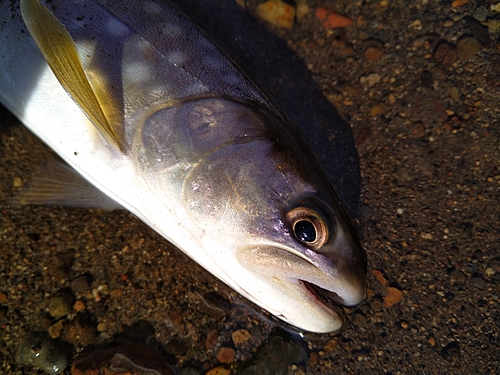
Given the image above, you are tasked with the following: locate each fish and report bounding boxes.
[0,0,366,333]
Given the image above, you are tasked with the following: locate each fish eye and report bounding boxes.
[287,207,329,250]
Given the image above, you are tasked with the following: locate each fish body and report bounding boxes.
[0,0,366,333]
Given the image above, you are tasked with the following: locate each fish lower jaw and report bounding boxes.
[300,279,347,318]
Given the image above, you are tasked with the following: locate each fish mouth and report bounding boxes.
[236,244,364,317]
[303,280,340,305]
[300,280,346,321]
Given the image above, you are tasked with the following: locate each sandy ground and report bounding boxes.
[1,0,499,374]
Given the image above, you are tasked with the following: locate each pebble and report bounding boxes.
[13,176,23,188]
[487,19,500,35]
[433,42,458,67]
[48,292,73,318]
[73,300,86,312]
[383,287,403,307]
[197,291,231,318]
[295,0,310,21]
[413,122,426,138]
[206,329,219,349]
[70,276,91,295]
[491,2,500,12]
[0,291,7,303]
[456,37,481,61]
[360,73,381,87]
[231,329,252,346]
[206,366,231,375]
[71,342,175,375]
[238,333,307,375]
[257,0,295,29]
[362,40,385,61]
[64,315,97,346]
[468,20,491,44]
[315,7,353,29]
[451,0,468,7]
[48,320,65,339]
[371,103,385,117]
[472,6,488,22]
[216,347,236,364]
[18,331,72,374]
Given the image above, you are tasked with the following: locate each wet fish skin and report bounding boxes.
[0,0,366,333]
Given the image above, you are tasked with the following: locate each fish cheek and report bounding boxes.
[181,140,273,232]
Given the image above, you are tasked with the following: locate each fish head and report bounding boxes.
[138,98,366,333]
[231,141,367,333]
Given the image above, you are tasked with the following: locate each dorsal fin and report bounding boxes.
[20,0,125,152]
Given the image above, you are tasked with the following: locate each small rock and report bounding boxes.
[491,2,500,12]
[433,42,458,67]
[452,0,468,7]
[96,322,108,332]
[70,276,91,295]
[487,19,500,36]
[206,366,231,375]
[296,0,310,21]
[472,6,488,22]
[72,342,175,375]
[198,291,231,318]
[457,37,481,61]
[0,291,7,303]
[420,232,433,239]
[73,300,85,312]
[362,40,385,61]
[216,347,235,364]
[64,314,97,346]
[360,73,381,87]
[383,287,403,307]
[468,20,491,44]
[48,292,73,318]
[371,103,385,117]
[323,338,339,352]
[18,331,72,374]
[232,329,252,346]
[238,333,308,375]
[109,288,123,299]
[316,7,353,29]
[13,176,23,188]
[372,270,387,287]
[257,0,295,29]
[206,329,219,349]
[48,320,65,339]
[413,122,426,138]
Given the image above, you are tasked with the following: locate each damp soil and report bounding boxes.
[1,0,499,374]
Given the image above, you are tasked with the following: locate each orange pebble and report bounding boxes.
[383,287,403,307]
[451,0,468,7]
[315,7,353,29]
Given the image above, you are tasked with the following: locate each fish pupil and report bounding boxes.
[294,220,316,243]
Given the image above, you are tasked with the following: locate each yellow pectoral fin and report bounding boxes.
[20,0,125,152]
